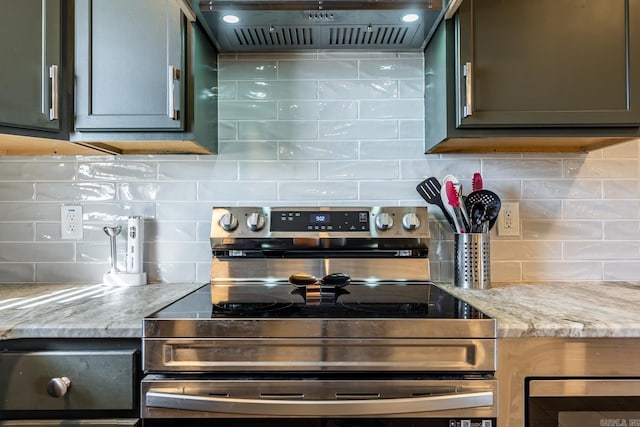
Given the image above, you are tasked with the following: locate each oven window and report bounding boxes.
[528,397,640,426]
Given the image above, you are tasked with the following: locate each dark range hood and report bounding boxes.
[193,1,445,52]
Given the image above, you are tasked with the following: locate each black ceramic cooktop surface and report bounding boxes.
[149,282,490,320]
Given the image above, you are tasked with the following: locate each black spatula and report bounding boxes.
[416,177,456,231]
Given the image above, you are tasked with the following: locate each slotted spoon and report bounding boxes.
[464,189,501,231]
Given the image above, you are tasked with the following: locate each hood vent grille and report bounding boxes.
[329,26,410,46]
[226,25,419,50]
[233,27,314,47]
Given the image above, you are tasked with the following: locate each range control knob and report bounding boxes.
[375,212,394,231]
[47,377,71,398]
[246,212,266,231]
[402,212,421,230]
[219,213,239,232]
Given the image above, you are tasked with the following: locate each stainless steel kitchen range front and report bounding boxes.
[141,206,497,426]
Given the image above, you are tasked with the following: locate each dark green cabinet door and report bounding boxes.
[456,0,640,127]
[75,0,184,131]
[0,0,61,131]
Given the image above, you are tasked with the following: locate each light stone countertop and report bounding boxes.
[3,281,640,340]
[436,281,640,338]
[0,282,205,340]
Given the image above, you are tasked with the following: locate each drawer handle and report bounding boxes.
[47,376,71,398]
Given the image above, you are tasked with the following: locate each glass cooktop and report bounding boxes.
[148,282,490,320]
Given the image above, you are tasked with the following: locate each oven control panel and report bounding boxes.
[211,206,430,239]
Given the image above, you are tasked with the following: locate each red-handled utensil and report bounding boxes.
[445,181,466,233]
[472,172,483,192]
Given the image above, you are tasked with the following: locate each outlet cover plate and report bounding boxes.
[497,202,520,236]
[61,205,83,239]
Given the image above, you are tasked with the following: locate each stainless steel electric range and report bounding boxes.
[141,206,497,426]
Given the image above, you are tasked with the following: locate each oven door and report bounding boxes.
[527,378,640,426]
[142,376,496,426]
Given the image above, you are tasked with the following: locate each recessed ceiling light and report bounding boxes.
[222,14,240,24]
[402,13,420,23]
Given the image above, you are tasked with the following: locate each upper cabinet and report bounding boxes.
[75,0,184,131]
[71,0,218,154]
[0,0,69,134]
[425,0,640,153]
[0,0,218,156]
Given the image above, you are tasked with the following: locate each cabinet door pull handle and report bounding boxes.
[168,65,181,120]
[49,65,59,121]
[463,61,473,117]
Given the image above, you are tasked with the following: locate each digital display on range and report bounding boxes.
[270,210,370,232]
[311,213,330,225]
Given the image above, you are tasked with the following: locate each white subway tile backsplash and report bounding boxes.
[0,54,638,284]
[358,59,424,79]
[36,182,116,201]
[522,179,602,199]
[563,200,639,219]
[604,220,640,240]
[320,161,399,180]
[319,120,398,140]
[78,162,157,181]
[218,61,278,80]
[219,101,278,120]
[523,220,602,240]
[484,159,564,179]
[602,179,640,199]
[360,140,424,160]
[565,158,639,178]
[158,161,238,181]
[0,223,35,241]
[278,181,358,201]
[239,161,318,180]
[359,180,417,201]
[492,240,562,260]
[279,141,358,160]
[564,241,640,260]
[0,242,75,262]
[0,263,35,282]
[603,261,640,281]
[217,141,278,160]
[319,80,398,99]
[117,182,197,201]
[197,182,278,202]
[277,60,358,80]
[237,81,318,100]
[522,261,603,281]
[239,120,318,140]
[360,100,424,119]
[0,183,35,201]
[0,162,76,181]
[278,101,358,120]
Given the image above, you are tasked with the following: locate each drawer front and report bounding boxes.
[0,350,137,411]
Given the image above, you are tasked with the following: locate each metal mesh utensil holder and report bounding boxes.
[454,232,490,289]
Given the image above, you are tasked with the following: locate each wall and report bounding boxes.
[0,52,638,284]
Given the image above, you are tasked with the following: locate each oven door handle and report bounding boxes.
[146,390,494,416]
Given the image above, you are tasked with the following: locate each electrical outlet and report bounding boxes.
[497,202,520,236]
[61,205,83,239]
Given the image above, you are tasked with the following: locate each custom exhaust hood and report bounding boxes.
[193,1,445,52]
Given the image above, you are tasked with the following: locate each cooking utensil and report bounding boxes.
[472,172,483,191]
[416,177,456,231]
[445,181,466,233]
[289,272,351,288]
[465,190,501,230]
[442,175,470,232]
